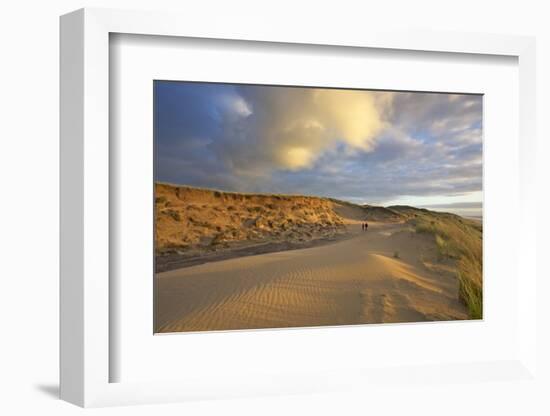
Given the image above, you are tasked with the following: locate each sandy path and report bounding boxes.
[156,223,468,332]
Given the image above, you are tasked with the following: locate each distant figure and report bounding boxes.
[361,223,365,231]
[364,222,369,231]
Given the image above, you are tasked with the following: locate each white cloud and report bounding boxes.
[218,94,252,119]
[215,87,394,173]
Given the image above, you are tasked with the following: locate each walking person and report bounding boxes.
[365,221,369,231]
[362,223,365,231]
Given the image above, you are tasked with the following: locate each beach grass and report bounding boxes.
[413,212,483,319]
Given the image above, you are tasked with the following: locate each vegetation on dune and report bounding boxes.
[398,208,483,319]
[155,182,347,255]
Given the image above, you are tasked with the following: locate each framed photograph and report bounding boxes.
[60,8,538,408]
[153,81,483,334]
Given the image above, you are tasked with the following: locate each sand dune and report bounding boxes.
[156,222,468,333]
[156,183,348,255]
[155,183,412,272]
[155,184,481,331]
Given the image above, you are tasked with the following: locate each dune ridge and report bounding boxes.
[155,183,401,271]
[156,183,346,252]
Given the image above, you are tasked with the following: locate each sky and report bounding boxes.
[155,81,483,218]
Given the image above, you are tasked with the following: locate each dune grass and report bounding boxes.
[412,212,483,319]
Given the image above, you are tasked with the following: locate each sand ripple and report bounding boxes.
[156,223,468,332]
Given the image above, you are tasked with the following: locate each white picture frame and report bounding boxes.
[60,7,538,408]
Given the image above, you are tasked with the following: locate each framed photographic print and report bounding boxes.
[153,81,483,334]
[60,8,538,408]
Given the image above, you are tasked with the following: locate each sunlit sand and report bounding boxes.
[156,221,469,333]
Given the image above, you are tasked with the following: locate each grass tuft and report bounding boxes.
[413,212,482,319]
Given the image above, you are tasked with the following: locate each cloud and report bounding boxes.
[390,93,482,142]
[420,201,482,209]
[213,87,394,173]
[155,82,483,207]
[218,94,252,119]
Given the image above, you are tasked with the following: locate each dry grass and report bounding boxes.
[154,182,347,255]
[410,210,482,319]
